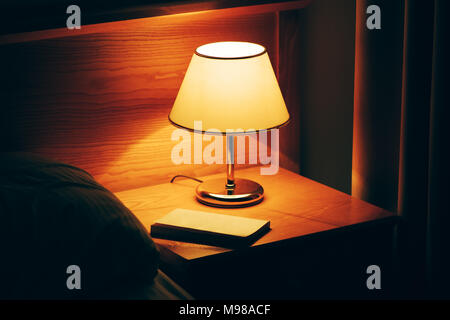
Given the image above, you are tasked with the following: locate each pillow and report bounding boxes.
[0,152,159,299]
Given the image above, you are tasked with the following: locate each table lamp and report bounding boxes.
[169,41,289,208]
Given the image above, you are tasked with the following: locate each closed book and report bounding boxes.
[150,208,270,248]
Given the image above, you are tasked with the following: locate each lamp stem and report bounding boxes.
[226,134,235,189]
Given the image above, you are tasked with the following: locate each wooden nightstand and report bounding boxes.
[115,167,398,299]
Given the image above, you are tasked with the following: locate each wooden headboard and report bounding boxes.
[0,1,306,192]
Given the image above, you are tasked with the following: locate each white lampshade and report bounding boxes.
[169,41,289,134]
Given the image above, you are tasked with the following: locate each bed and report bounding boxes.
[0,152,191,300]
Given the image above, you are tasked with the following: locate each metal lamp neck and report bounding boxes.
[226,135,235,189]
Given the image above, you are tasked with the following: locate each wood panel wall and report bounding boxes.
[0,8,303,192]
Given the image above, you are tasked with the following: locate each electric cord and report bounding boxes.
[170,175,203,183]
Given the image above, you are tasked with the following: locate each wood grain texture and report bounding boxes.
[0,11,278,192]
[115,167,396,262]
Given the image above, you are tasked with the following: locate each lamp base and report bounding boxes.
[195,178,264,208]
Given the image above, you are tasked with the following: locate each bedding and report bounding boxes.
[0,152,189,299]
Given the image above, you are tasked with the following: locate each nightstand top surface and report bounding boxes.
[115,167,395,261]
